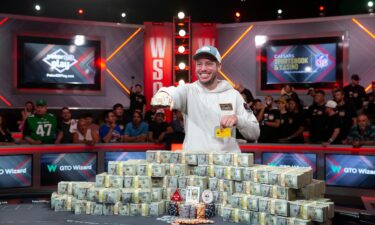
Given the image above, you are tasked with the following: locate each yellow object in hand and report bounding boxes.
[215,127,231,138]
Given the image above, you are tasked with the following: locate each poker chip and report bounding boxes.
[204,204,215,219]
[189,205,196,218]
[196,203,206,219]
[201,190,214,204]
[179,204,191,218]
[168,202,179,216]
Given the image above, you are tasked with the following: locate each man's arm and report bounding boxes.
[100,125,114,143]
[23,119,41,145]
[234,92,260,141]
[152,85,189,114]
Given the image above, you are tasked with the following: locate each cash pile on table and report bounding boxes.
[50,151,334,225]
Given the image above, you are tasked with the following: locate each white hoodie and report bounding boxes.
[159,80,260,152]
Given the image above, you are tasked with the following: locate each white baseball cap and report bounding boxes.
[325,100,337,109]
[193,45,222,63]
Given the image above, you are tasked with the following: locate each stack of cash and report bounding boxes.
[108,161,123,175]
[95,173,109,188]
[73,182,95,200]
[146,150,161,163]
[170,152,186,164]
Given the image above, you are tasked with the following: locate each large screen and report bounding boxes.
[104,152,146,172]
[325,154,375,189]
[262,152,317,178]
[40,153,97,186]
[17,36,101,91]
[260,37,343,90]
[0,155,32,189]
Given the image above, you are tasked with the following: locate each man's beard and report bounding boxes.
[199,72,217,87]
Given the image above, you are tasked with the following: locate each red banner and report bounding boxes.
[191,23,218,82]
[144,22,173,109]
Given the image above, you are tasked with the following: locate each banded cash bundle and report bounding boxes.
[147,150,171,163]
[169,164,189,176]
[123,176,152,189]
[73,182,95,200]
[290,200,334,223]
[170,152,186,164]
[148,163,167,177]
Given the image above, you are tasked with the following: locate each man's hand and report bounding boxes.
[151,91,174,110]
[220,115,238,128]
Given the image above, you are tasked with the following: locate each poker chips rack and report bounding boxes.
[50,151,334,225]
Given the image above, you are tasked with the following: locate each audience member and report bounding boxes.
[17,101,35,131]
[307,90,327,143]
[234,84,254,104]
[73,118,99,145]
[148,109,169,144]
[322,100,342,146]
[0,114,14,144]
[365,81,375,121]
[282,99,305,143]
[165,110,185,148]
[113,103,127,132]
[257,96,280,143]
[55,107,77,144]
[276,98,289,141]
[144,107,157,124]
[344,114,375,147]
[83,113,99,133]
[23,99,58,144]
[333,89,357,141]
[343,74,366,113]
[281,84,301,106]
[99,111,122,143]
[124,111,148,142]
[129,84,146,114]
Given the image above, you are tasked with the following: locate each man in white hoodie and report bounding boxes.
[151,45,260,152]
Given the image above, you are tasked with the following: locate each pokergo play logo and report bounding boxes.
[46,164,92,173]
[330,165,375,175]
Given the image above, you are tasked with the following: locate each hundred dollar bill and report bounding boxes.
[130,203,142,216]
[74,183,94,200]
[95,173,109,188]
[169,164,188,176]
[212,191,228,205]
[297,180,325,200]
[92,203,103,215]
[146,150,161,163]
[236,153,254,167]
[247,195,260,211]
[250,181,261,196]
[231,167,243,181]
[151,177,164,188]
[103,188,121,204]
[196,165,209,177]
[189,176,208,190]
[85,201,95,215]
[209,177,219,191]
[123,176,135,188]
[215,166,226,179]
[258,197,271,213]
[163,176,179,188]
[197,153,212,165]
[250,211,260,225]
[108,161,122,175]
[221,206,233,222]
[234,181,244,194]
[272,199,289,217]
[289,201,311,220]
[141,203,150,216]
[123,163,137,176]
[103,204,114,215]
[307,202,329,222]
[287,217,312,225]
[137,163,149,176]
[274,215,288,225]
[186,153,198,165]
[170,152,186,164]
[150,164,166,177]
[87,187,102,202]
[50,192,59,209]
[213,153,226,166]
[119,203,130,216]
[54,196,68,212]
[160,151,171,163]
[311,199,334,219]
[222,179,234,194]
[224,154,234,166]
[121,188,134,204]
[57,181,73,195]
[272,185,296,201]
[178,176,189,189]
[239,209,251,224]
[151,188,163,202]
[261,184,272,198]
[229,193,243,209]
[108,175,123,188]
[137,176,152,189]
[133,189,151,204]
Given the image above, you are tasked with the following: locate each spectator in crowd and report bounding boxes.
[307,90,327,143]
[344,114,375,147]
[276,98,289,142]
[55,107,77,144]
[251,99,263,116]
[113,103,127,133]
[257,96,280,143]
[82,113,99,133]
[148,109,169,144]
[282,98,305,143]
[129,84,146,114]
[144,107,157,124]
[322,100,342,146]
[234,83,254,105]
[99,110,122,143]
[23,99,58,144]
[17,101,35,131]
[281,84,301,106]
[73,118,99,145]
[343,74,366,113]
[123,111,148,142]
[365,81,375,121]
[307,87,315,98]
[0,114,14,144]
[165,110,185,148]
[333,89,357,141]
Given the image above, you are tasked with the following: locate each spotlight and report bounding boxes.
[35,4,41,11]
[319,6,325,11]
[178,79,185,86]
[304,66,312,72]
[78,9,84,15]
[277,9,283,14]
[319,5,325,16]
[74,35,85,46]
[255,35,267,47]
[235,12,241,18]
[178,62,186,70]
[368,1,374,7]
[121,12,126,18]
[177,11,185,19]
[178,29,186,37]
[178,45,185,53]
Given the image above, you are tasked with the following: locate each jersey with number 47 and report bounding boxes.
[23,113,58,144]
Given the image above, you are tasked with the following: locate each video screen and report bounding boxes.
[0,155,32,188]
[40,153,97,186]
[260,37,343,90]
[17,36,101,91]
[325,154,375,188]
[262,152,317,178]
[104,152,146,172]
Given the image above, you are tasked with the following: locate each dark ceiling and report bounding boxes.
[0,0,371,24]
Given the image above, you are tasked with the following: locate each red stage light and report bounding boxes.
[319,5,325,11]
[235,12,241,18]
[78,9,84,15]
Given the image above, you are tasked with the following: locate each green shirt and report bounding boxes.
[23,113,57,144]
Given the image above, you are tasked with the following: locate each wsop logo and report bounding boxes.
[43,48,78,73]
[314,54,329,68]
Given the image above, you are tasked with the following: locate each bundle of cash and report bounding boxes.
[244,181,251,195]
[178,176,189,189]
[214,166,226,179]
[54,195,74,212]
[51,192,60,209]
[163,176,179,188]
[250,181,261,196]
[102,188,121,204]
[103,204,114,215]
[169,164,188,176]
[150,164,166,177]
[213,153,226,166]
[119,203,130,216]
[136,163,149,176]
[271,185,296,201]
[229,193,247,209]
[160,151,171,163]
[287,217,312,225]
[186,153,198,165]
[223,154,235,166]
[260,184,272,198]
[92,203,103,215]
[188,176,208,190]
[209,178,219,191]
[130,203,142,216]
[123,176,135,188]
[73,182,94,200]
[123,163,137,176]
[307,202,330,222]
[87,187,101,202]
[274,215,288,225]
[239,209,251,224]
[197,153,213,165]
[312,199,334,219]
[151,177,164,188]
[221,206,233,222]
[170,152,186,164]
[271,199,289,217]
[146,150,161,163]
[95,173,109,188]
[195,165,209,177]
[256,167,277,184]
[231,167,243,181]
[258,197,271,214]
[234,181,244,194]
[113,202,121,215]
[107,175,123,188]
[121,188,133,204]
[250,211,260,225]
[225,166,232,180]
[212,191,228,205]
[221,179,234,194]
[179,189,187,201]
[297,180,325,200]
[85,201,95,215]
[163,187,177,200]
[149,201,165,216]
[290,200,312,220]
[108,161,123,175]
[57,181,73,195]
[247,195,260,212]
[235,153,254,167]
[133,189,151,204]
[141,203,150,216]
[135,176,152,189]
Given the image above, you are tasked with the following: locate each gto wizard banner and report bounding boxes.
[325,154,375,188]
[104,152,146,172]
[41,153,97,186]
[144,22,173,109]
[0,155,32,188]
[191,23,218,82]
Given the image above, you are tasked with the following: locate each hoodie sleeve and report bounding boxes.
[235,92,260,141]
[157,85,189,114]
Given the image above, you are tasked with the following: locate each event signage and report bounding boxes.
[0,155,32,188]
[41,153,97,186]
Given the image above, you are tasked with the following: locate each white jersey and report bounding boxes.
[77,129,93,142]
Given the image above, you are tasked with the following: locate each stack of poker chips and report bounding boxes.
[51,150,334,224]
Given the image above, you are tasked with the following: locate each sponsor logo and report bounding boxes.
[46,164,93,173]
[315,54,329,68]
[0,168,27,175]
[43,49,78,73]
